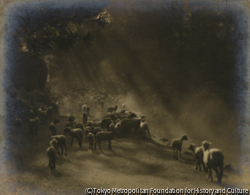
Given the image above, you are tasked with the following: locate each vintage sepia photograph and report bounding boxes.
[0,0,249,194]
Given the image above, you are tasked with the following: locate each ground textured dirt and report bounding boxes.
[0,107,248,195]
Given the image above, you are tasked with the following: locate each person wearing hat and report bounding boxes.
[29,109,35,119]
[82,103,90,115]
[68,115,76,129]
[49,119,60,136]
[78,101,82,111]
